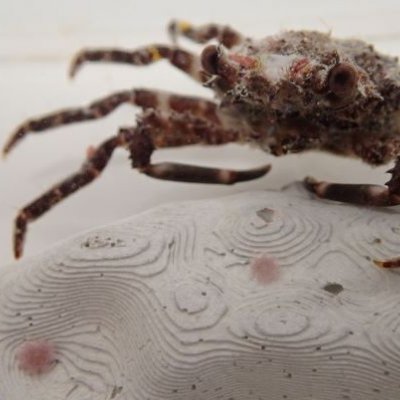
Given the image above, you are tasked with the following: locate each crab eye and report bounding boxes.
[201,45,220,75]
[328,63,358,97]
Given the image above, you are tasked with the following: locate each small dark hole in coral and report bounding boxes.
[323,282,344,295]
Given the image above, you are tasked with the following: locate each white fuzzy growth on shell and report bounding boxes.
[258,53,299,83]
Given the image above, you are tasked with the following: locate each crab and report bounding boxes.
[3,21,400,265]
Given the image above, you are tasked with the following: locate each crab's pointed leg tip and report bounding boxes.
[68,56,81,79]
[374,258,400,269]
[263,164,272,173]
[303,176,318,190]
[2,143,12,159]
[304,176,317,183]
[2,134,19,158]
[373,259,385,268]
[14,247,22,260]
[13,237,24,259]
[68,66,77,79]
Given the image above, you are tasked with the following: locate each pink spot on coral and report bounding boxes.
[16,339,57,375]
[250,254,280,285]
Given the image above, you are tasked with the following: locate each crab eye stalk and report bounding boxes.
[328,63,358,98]
[201,45,220,75]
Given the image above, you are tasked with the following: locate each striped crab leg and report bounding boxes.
[305,158,400,268]
[168,20,244,48]
[69,44,203,81]
[3,90,219,156]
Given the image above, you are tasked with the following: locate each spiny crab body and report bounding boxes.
[3,21,400,266]
[213,30,400,159]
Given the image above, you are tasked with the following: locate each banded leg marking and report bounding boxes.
[304,167,400,269]
[3,89,218,156]
[13,130,131,259]
[141,163,270,184]
[168,20,244,48]
[374,258,400,269]
[304,177,400,207]
[69,45,203,82]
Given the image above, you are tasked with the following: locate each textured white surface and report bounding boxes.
[1,185,400,400]
[1,0,400,263]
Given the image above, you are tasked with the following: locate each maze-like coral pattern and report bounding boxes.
[1,186,400,399]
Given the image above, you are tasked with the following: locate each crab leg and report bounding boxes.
[13,110,270,258]
[70,45,203,81]
[168,20,244,48]
[141,162,270,184]
[130,109,270,182]
[3,90,218,156]
[13,130,131,259]
[305,159,400,268]
[304,177,399,207]
[304,155,400,207]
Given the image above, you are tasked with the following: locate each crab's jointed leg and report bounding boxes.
[304,154,400,207]
[13,109,270,258]
[13,131,129,259]
[3,89,219,156]
[304,178,398,207]
[69,45,203,82]
[140,162,270,184]
[304,157,400,268]
[168,20,244,48]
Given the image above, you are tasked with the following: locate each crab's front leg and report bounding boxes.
[168,20,244,48]
[3,89,219,156]
[305,156,400,268]
[69,44,203,81]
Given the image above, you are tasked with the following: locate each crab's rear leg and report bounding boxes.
[304,178,398,207]
[70,45,203,82]
[3,89,218,156]
[168,20,244,48]
[305,139,400,208]
[304,158,400,268]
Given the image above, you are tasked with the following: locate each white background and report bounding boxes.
[1,0,399,263]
